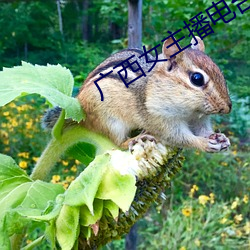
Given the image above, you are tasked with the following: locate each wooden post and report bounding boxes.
[82,0,89,41]
[128,0,142,49]
[125,224,137,250]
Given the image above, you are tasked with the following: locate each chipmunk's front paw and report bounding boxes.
[206,133,230,152]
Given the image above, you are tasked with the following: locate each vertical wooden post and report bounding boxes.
[82,0,89,41]
[56,0,63,36]
[125,224,137,250]
[128,0,142,48]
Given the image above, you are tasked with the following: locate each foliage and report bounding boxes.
[0,0,249,249]
[0,62,182,249]
[137,193,249,250]
[0,62,84,121]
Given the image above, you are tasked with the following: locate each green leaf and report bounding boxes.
[56,205,80,250]
[0,154,30,181]
[45,220,56,249]
[96,167,136,212]
[21,235,45,250]
[0,176,32,201]
[3,210,31,238]
[80,226,92,240]
[65,142,96,165]
[0,182,33,218]
[0,231,10,250]
[64,154,111,213]
[0,62,85,122]
[20,181,64,213]
[103,200,119,219]
[0,154,65,244]
[80,199,103,227]
[26,200,63,222]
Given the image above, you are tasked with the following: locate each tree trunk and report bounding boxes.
[128,0,142,48]
[125,224,137,250]
[82,0,89,41]
[56,0,63,36]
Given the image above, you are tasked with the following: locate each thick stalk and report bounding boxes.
[30,126,118,181]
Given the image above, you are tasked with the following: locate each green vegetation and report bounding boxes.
[0,0,249,249]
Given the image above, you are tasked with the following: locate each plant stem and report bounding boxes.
[30,126,118,181]
[10,232,25,250]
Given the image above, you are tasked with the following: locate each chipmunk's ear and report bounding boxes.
[162,37,183,59]
[191,36,205,52]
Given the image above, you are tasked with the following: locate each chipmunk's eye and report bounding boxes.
[190,72,204,87]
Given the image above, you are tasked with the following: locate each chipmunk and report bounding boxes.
[43,36,232,153]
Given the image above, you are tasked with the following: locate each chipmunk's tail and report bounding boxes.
[41,106,62,130]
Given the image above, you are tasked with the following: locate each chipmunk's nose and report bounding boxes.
[219,101,232,114]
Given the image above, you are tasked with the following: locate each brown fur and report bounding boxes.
[77,37,232,152]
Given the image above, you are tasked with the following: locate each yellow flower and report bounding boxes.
[0,130,8,138]
[70,165,77,172]
[18,152,30,159]
[198,195,210,206]
[62,160,69,166]
[189,184,199,198]
[220,217,228,224]
[9,102,16,108]
[4,147,10,152]
[182,207,192,217]
[19,161,28,169]
[11,119,18,127]
[51,175,61,183]
[232,150,237,156]
[75,159,81,165]
[66,176,75,182]
[3,111,9,116]
[221,232,227,238]
[17,105,30,112]
[194,238,201,247]
[243,195,248,204]
[231,198,240,209]
[32,157,39,162]
[26,121,33,129]
[221,162,228,167]
[234,214,243,224]
[3,138,9,145]
[244,221,250,234]
[179,247,186,250]
[236,229,242,237]
[209,193,215,204]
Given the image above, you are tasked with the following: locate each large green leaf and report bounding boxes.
[63,154,111,213]
[56,205,80,250]
[0,154,65,248]
[96,167,136,212]
[0,62,85,122]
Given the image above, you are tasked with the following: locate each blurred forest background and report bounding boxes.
[0,0,249,249]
